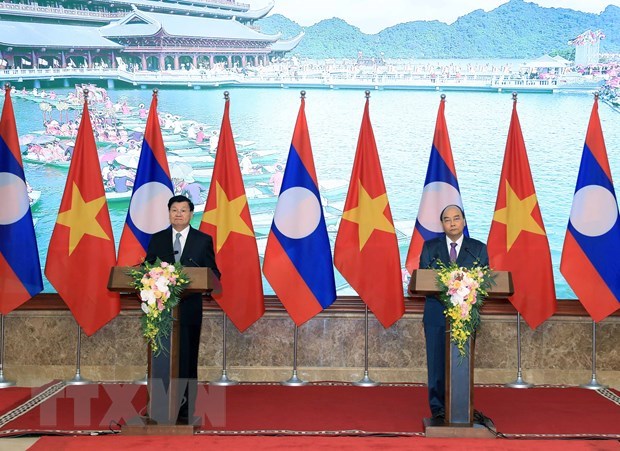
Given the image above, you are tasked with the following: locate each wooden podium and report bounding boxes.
[108,266,221,435]
[409,269,513,438]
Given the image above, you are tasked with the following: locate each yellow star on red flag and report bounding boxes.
[55,182,110,255]
[201,181,253,252]
[493,180,545,251]
[342,181,394,250]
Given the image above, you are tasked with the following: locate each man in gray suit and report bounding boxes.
[419,204,488,421]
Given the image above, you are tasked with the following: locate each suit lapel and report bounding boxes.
[437,237,451,265]
[457,237,473,266]
[180,227,196,263]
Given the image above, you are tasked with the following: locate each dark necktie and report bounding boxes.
[173,232,182,263]
[450,242,457,263]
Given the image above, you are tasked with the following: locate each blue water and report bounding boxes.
[13,87,620,298]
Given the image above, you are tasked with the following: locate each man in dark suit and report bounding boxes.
[419,204,488,421]
[145,195,220,425]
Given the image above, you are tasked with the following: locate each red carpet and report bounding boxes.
[29,435,620,450]
[476,386,620,437]
[1,382,618,440]
[0,380,63,417]
[0,386,33,414]
[200,383,428,434]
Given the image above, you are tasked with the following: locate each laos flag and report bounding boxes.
[405,94,467,273]
[0,86,43,314]
[263,93,336,326]
[117,90,174,266]
[561,96,620,322]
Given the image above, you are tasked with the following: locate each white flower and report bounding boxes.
[155,276,170,293]
[450,293,464,305]
[140,289,156,305]
[456,286,471,299]
[141,302,149,314]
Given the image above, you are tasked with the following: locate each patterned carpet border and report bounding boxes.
[0,428,114,437]
[502,433,620,439]
[0,381,66,430]
[596,388,620,407]
[196,429,425,437]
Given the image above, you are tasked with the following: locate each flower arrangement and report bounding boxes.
[436,262,495,358]
[128,259,190,356]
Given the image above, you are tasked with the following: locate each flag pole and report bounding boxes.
[0,315,16,388]
[505,312,532,388]
[211,311,238,386]
[281,323,307,386]
[353,305,379,387]
[580,320,607,390]
[65,323,91,385]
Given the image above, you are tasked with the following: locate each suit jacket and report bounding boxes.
[419,235,489,326]
[145,226,220,325]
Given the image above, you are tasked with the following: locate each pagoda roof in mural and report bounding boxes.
[101,8,280,42]
[89,0,274,20]
[0,21,122,49]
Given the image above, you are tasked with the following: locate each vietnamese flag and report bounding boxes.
[45,90,120,336]
[487,95,556,329]
[561,95,620,322]
[200,94,264,331]
[334,94,404,328]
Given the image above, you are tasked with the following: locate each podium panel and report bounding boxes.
[410,269,511,438]
[446,335,473,425]
[108,266,220,434]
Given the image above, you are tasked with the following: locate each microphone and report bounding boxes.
[463,247,481,265]
[127,257,146,268]
[187,257,200,267]
[425,255,440,269]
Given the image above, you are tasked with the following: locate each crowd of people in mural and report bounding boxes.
[7,84,287,212]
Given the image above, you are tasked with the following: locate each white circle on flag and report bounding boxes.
[0,172,29,225]
[274,186,321,239]
[570,184,618,237]
[417,181,463,233]
[129,182,174,234]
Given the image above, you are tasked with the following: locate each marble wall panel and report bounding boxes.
[4,314,75,366]
[594,322,620,371]
[3,310,618,388]
[541,321,592,370]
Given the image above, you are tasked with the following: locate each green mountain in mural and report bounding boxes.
[256,0,620,59]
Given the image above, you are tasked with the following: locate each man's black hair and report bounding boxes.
[440,204,465,221]
[168,194,194,212]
